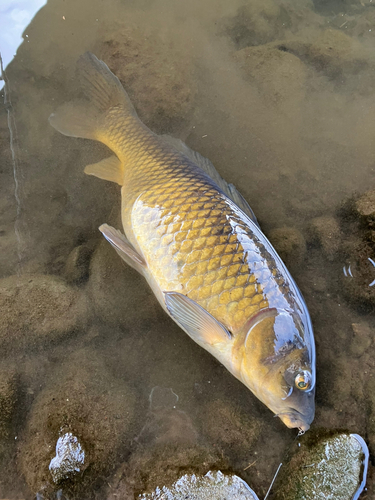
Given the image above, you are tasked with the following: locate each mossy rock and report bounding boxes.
[272,431,368,500]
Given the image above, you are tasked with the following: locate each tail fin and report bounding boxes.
[49,52,136,140]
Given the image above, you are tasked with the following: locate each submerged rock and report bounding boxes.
[223,0,320,50]
[107,388,227,499]
[97,24,196,133]
[355,189,375,223]
[139,470,259,500]
[0,274,88,353]
[64,245,92,285]
[279,29,369,80]
[273,432,369,500]
[19,348,136,495]
[234,45,308,113]
[117,444,228,500]
[268,227,306,267]
[88,238,158,326]
[49,432,85,483]
[0,367,18,438]
[350,322,372,357]
[308,216,341,260]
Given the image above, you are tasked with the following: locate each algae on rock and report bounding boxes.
[139,470,259,500]
[49,432,85,483]
[273,433,368,500]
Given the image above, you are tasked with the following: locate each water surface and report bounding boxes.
[1,0,375,497]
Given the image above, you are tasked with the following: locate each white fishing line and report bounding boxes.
[263,462,282,500]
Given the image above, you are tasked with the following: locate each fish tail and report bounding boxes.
[49,52,137,185]
[49,52,136,141]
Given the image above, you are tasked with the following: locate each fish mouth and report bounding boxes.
[276,408,313,431]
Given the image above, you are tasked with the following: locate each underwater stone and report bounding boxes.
[139,470,259,500]
[224,0,319,50]
[108,443,228,498]
[309,216,341,260]
[88,239,151,326]
[268,227,306,267]
[98,24,196,133]
[0,274,88,353]
[234,44,308,113]
[49,432,85,483]
[0,367,18,438]
[273,433,369,500]
[64,245,92,285]
[355,189,375,222]
[277,29,369,80]
[350,322,372,357]
[107,383,227,498]
[19,348,136,494]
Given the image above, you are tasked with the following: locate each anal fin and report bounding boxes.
[85,155,123,185]
[164,291,231,346]
[99,223,146,273]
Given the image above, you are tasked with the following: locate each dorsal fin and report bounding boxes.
[160,134,260,228]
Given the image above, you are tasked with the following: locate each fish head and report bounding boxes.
[237,309,315,431]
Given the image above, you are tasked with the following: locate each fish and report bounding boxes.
[49,52,316,431]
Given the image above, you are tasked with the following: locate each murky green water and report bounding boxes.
[0,0,375,498]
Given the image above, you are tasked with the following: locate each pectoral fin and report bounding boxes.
[99,223,146,273]
[164,291,232,346]
[84,155,123,185]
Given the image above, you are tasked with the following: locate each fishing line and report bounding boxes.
[263,462,282,500]
[0,52,26,274]
[263,422,304,500]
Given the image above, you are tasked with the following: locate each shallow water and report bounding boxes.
[1,0,375,498]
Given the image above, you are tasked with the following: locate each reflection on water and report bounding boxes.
[0,0,375,498]
[0,0,47,68]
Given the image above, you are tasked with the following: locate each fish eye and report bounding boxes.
[295,370,311,391]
